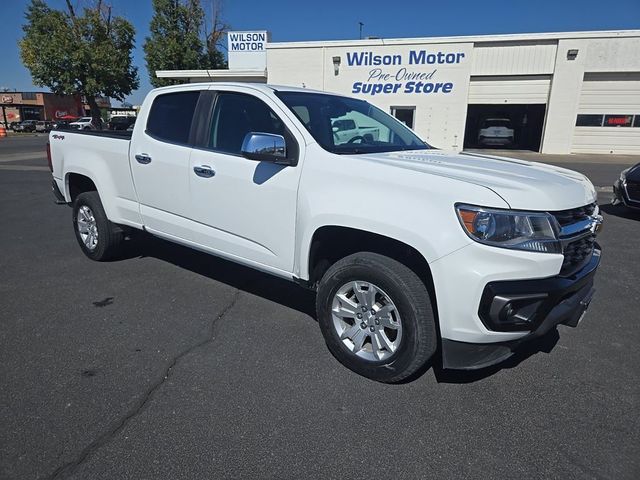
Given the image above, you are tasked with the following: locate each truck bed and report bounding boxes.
[51,129,133,140]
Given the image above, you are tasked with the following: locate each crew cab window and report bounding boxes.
[146,91,200,144]
[209,92,287,155]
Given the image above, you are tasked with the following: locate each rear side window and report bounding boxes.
[147,91,200,144]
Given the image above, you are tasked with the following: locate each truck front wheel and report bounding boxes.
[72,191,124,261]
[316,252,437,383]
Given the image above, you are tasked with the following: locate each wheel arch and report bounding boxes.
[305,226,437,307]
[66,172,98,203]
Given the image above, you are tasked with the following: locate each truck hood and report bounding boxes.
[353,149,597,211]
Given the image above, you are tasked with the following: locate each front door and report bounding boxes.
[187,91,303,274]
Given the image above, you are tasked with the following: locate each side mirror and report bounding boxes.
[241,132,289,164]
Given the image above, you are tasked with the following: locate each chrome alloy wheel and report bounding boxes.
[331,281,403,361]
[77,205,99,251]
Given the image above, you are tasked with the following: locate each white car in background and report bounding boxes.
[332,117,380,145]
[69,117,95,130]
[478,118,515,146]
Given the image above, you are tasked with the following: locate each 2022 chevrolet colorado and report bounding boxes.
[48,83,602,383]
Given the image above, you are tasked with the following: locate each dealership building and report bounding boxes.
[158,30,640,155]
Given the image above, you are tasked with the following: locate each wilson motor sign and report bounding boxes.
[227,31,269,70]
[344,49,467,96]
[317,42,474,149]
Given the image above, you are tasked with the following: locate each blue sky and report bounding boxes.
[2,0,639,104]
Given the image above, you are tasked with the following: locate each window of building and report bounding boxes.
[146,91,201,144]
[21,106,43,121]
[391,107,416,129]
[209,92,288,155]
[22,92,37,101]
[634,115,640,128]
[603,115,633,127]
[575,114,603,127]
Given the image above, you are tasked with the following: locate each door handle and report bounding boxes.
[193,165,215,178]
[135,154,152,164]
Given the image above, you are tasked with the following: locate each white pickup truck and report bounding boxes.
[48,83,602,383]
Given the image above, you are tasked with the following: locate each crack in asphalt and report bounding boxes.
[42,290,241,480]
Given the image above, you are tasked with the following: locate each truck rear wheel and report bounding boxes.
[316,252,437,383]
[72,191,124,261]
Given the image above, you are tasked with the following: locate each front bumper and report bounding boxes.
[441,247,600,370]
[478,136,513,146]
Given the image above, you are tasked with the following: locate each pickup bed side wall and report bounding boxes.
[51,133,143,229]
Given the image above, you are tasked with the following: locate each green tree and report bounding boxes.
[19,0,139,128]
[144,0,208,87]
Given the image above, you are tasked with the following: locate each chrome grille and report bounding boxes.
[551,203,599,276]
[561,234,596,275]
[552,203,597,228]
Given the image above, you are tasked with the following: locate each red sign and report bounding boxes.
[55,110,69,119]
[2,95,12,103]
[604,115,633,127]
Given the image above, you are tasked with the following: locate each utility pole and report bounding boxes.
[359,22,364,40]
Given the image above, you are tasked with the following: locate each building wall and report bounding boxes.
[42,94,83,120]
[1,92,85,124]
[542,35,640,153]
[267,31,640,154]
[269,42,474,150]
[470,41,557,75]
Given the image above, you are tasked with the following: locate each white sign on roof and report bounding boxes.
[227,31,269,71]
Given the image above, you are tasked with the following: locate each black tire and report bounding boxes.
[316,252,437,383]
[72,191,124,261]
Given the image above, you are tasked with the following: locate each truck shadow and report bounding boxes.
[124,233,317,318]
[121,233,562,384]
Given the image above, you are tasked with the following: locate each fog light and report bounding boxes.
[485,293,548,331]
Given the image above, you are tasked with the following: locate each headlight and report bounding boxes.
[456,204,561,253]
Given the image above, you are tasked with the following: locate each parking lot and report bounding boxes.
[1,135,639,479]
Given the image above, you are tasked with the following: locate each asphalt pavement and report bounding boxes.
[1,135,639,479]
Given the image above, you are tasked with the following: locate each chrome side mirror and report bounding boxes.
[241,132,288,164]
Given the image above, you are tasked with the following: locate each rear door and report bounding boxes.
[187,89,304,273]
[129,87,202,239]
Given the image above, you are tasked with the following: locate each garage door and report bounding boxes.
[468,75,551,104]
[572,72,640,154]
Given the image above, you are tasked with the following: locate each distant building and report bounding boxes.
[0,92,111,126]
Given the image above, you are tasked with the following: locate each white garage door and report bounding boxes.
[572,72,640,154]
[468,75,551,104]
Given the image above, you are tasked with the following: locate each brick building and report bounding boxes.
[1,92,111,126]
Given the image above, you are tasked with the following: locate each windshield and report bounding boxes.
[276,91,430,154]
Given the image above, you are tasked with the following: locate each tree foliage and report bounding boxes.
[202,0,228,70]
[144,0,228,87]
[19,0,139,125]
